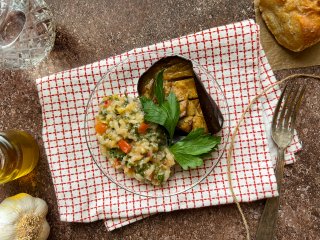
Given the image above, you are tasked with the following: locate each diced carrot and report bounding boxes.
[95,121,107,134]
[138,122,149,134]
[104,100,110,107]
[118,139,132,154]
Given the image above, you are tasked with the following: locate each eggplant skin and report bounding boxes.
[138,56,223,134]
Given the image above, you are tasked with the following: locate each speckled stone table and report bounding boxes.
[0,1,319,239]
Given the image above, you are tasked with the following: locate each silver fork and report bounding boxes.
[256,84,306,240]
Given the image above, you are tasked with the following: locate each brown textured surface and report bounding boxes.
[0,1,319,239]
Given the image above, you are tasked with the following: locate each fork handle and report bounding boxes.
[256,149,285,240]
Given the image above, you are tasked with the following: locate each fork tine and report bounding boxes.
[290,84,307,131]
[283,85,301,129]
[272,85,287,131]
[278,85,294,127]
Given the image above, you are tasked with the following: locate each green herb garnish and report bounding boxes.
[157,174,165,183]
[160,92,180,140]
[169,128,221,170]
[140,71,221,170]
[140,96,167,125]
[140,71,180,141]
[109,148,126,160]
[154,70,165,105]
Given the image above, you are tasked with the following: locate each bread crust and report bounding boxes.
[259,0,320,52]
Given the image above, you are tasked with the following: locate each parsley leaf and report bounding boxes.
[171,152,203,170]
[139,69,221,171]
[169,128,221,170]
[140,96,166,125]
[154,70,165,105]
[140,71,180,142]
[183,127,205,141]
[161,92,180,140]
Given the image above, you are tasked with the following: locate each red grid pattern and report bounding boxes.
[36,19,301,231]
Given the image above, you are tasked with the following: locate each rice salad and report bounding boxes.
[95,94,175,185]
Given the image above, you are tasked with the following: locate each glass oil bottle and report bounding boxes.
[0,130,39,184]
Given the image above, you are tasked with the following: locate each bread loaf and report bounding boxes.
[259,0,320,52]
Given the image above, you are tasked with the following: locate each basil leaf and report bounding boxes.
[154,70,165,105]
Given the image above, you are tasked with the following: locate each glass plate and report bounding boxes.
[84,51,230,198]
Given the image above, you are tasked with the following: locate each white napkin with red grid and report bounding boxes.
[36,19,301,231]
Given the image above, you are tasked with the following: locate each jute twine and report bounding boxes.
[226,74,320,240]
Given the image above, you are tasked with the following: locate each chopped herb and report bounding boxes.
[135,163,150,177]
[100,108,108,116]
[109,148,126,160]
[157,174,165,183]
[125,161,133,167]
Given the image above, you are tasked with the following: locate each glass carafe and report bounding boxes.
[0,0,55,69]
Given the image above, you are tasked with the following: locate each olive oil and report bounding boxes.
[0,130,39,184]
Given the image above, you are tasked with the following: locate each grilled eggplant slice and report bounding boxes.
[138,56,223,134]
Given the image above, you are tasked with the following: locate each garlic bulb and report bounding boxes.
[0,193,50,240]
